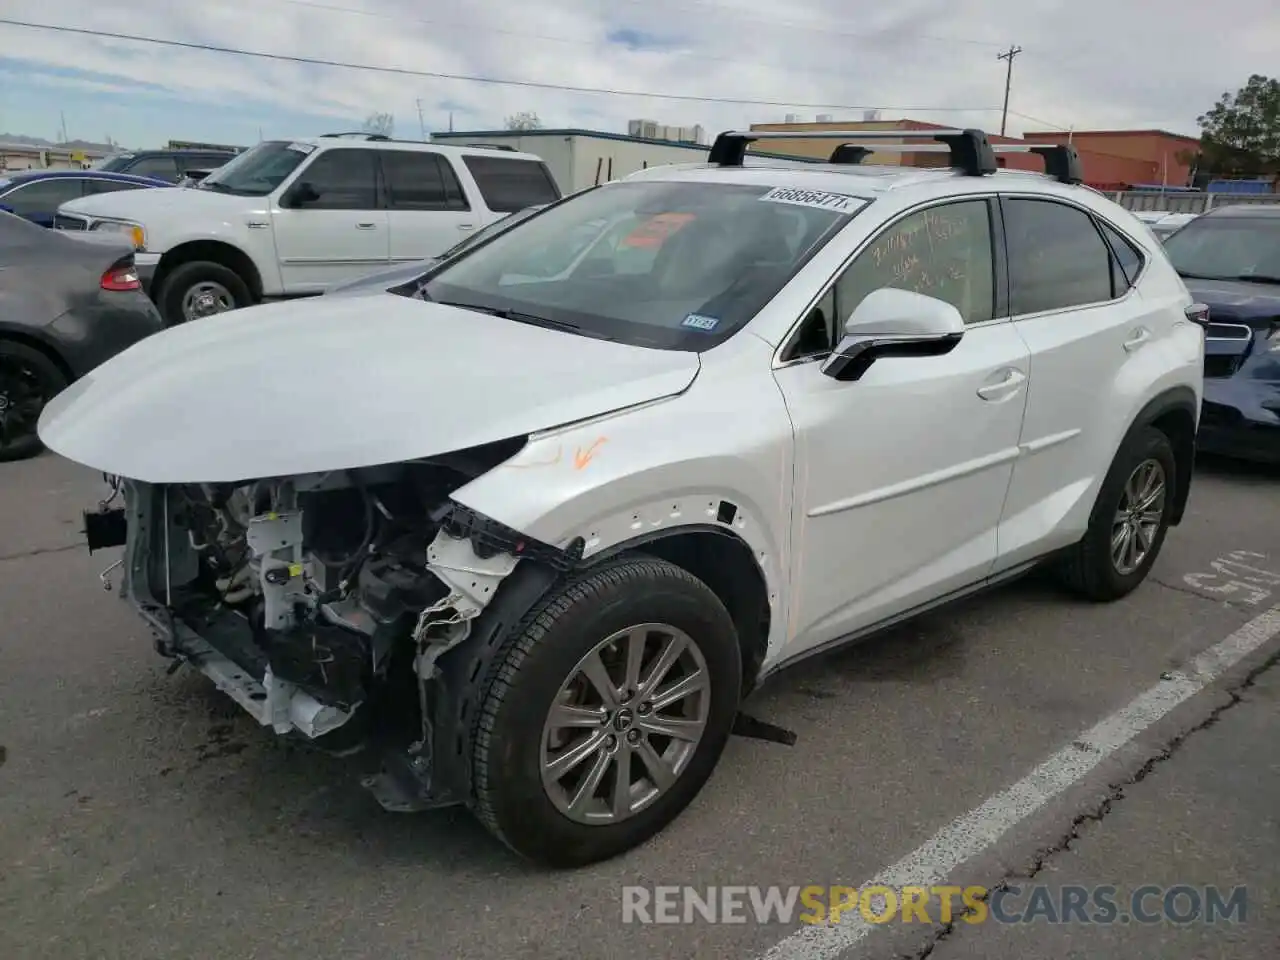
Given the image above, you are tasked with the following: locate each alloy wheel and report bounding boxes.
[1111,458,1167,576]
[540,622,711,825]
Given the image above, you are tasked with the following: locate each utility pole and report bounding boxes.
[996,44,1022,137]
[416,99,427,140]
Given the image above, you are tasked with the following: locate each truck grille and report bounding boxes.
[53,213,89,230]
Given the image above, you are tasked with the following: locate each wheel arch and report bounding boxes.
[1126,384,1198,526]
[587,524,773,697]
[154,239,264,302]
[0,328,73,383]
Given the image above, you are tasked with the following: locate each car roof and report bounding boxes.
[283,135,548,163]
[2,169,172,186]
[619,159,1091,200]
[1202,204,1280,218]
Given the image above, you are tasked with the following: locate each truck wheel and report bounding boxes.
[1058,424,1177,601]
[0,340,67,463]
[471,555,742,868]
[156,261,252,326]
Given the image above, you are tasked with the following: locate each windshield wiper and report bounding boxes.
[1175,270,1232,281]
[434,300,580,330]
[1233,273,1280,285]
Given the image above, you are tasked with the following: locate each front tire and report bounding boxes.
[155,260,252,326]
[471,555,742,868]
[1059,424,1177,601]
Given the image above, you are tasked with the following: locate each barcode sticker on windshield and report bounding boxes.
[760,187,863,212]
[682,314,720,331]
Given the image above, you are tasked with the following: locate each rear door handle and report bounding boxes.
[458,223,475,231]
[356,222,377,230]
[976,368,1027,401]
[1124,327,1151,352]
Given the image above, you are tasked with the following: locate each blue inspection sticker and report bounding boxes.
[682,313,721,331]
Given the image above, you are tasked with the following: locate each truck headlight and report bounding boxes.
[91,219,146,251]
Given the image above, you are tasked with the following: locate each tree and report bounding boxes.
[504,111,543,131]
[362,112,395,137]
[1196,74,1280,177]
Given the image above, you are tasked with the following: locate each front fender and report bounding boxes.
[449,333,796,637]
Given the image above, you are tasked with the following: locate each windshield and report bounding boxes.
[1163,216,1280,282]
[422,180,861,349]
[199,140,312,196]
[97,153,135,172]
[436,205,546,260]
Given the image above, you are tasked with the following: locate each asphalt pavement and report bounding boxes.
[1,452,1277,960]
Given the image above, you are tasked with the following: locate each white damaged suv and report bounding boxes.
[39,129,1205,868]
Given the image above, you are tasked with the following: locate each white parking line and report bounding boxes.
[758,605,1280,960]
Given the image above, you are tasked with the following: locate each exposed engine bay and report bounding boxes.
[92,436,582,808]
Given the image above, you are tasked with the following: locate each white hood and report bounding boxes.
[38,295,699,484]
[59,184,253,222]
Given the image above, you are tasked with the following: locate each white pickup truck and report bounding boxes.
[53,134,562,325]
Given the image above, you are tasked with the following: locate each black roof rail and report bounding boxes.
[709,128,999,177]
[460,143,517,151]
[320,132,391,141]
[991,143,1084,184]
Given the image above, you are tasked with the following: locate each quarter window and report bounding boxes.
[1003,198,1113,315]
[462,155,561,213]
[294,149,378,210]
[1099,221,1145,296]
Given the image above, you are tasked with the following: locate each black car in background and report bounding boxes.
[1163,205,1280,464]
[0,212,163,461]
[97,148,239,184]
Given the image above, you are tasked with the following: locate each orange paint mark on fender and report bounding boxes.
[574,437,608,470]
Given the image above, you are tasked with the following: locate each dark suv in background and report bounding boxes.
[97,148,240,184]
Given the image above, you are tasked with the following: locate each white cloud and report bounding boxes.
[3,0,1276,140]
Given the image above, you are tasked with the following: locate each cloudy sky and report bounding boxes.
[0,0,1275,149]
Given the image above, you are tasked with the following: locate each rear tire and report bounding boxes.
[155,260,252,326]
[471,555,742,868]
[0,340,67,463]
[1058,425,1177,601]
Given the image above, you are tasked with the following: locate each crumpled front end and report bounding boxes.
[88,441,578,808]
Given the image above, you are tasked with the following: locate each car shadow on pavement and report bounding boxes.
[1193,451,1280,483]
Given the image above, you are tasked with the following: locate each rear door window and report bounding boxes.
[461,155,561,212]
[1003,198,1114,315]
[380,150,469,211]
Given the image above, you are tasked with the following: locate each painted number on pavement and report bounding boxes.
[1184,550,1279,605]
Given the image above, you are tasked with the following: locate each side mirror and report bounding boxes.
[821,287,965,382]
[283,181,320,208]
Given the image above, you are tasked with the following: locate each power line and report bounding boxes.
[274,0,1011,50]
[995,44,1022,136]
[0,18,1003,114]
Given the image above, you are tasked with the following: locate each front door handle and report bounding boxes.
[1124,327,1151,352]
[458,223,476,231]
[976,368,1027,401]
[356,222,377,230]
